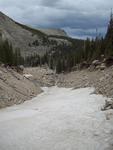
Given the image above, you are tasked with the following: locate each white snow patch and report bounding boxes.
[0,87,113,150]
[23,74,33,78]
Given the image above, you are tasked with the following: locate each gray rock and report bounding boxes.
[101,99,113,111]
[100,63,106,70]
[92,60,101,66]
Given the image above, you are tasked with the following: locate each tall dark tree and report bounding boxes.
[105,11,113,57]
[0,39,24,66]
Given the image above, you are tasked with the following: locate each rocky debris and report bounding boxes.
[105,110,113,120]
[99,63,106,70]
[104,57,113,67]
[24,65,113,100]
[72,62,90,71]
[0,66,42,108]
[23,74,33,79]
[72,60,107,72]
[89,60,106,71]
[17,65,24,73]
[79,61,90,69]
[24,65,113,112]
[24,67,56,87]
[92,60,101,66]
[101,99,113,111]
[56,66,113,99]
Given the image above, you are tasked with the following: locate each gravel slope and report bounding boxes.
[24,66,113,98]
[0,66,42,108]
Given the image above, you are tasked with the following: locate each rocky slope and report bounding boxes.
[0,11,73,57]
[1,65,113,109]
[24,66,113,99]
[57,67,113,98]
[24,67,56,87]
[0,66,42,108]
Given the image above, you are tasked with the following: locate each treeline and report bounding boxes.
[25,36,106,73]
[0,39,24,66]
[1,14,113,74]
[42,14,113,73]
[24,43,84,73]
[26,14,113,73]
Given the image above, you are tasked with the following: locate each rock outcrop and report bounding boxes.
[101,99,113,111]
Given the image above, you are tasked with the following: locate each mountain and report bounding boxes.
[39,28,68,36]
[0,11,83,57]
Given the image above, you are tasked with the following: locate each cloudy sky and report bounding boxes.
[0,0,112,39]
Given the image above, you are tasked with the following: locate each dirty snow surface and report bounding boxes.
[0,87,113,150]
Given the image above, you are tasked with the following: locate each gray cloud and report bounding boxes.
[0,0,112,39]
[40,0,60,7]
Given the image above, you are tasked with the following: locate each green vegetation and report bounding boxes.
[26,13,113,73]
[1,14,113,73]
[0,39,24,66]
[24,40,84,72]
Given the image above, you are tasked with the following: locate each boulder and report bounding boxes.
[104,57,113,67]
[80,61,90,69]
[101,99,113,111]
[92,60,101,66]
[99,63,106,70]
[15,65,24,74]
[88,65,95,71]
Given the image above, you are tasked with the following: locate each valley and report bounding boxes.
[0,8,113,150]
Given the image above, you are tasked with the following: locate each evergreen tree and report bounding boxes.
[105,11,113,57]
[56,59,62,73]
[0,39,24,66]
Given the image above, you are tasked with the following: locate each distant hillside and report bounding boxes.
[0,11,84,57]
[39,28,68,37]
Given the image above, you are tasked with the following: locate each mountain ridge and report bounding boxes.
[38,28,68,36]
[0,11,74,57]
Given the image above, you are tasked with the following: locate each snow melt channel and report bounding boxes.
[0,86,113,150]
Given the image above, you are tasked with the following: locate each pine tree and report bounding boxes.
[0,39,24,66]
[105,11,113,57]
[56,59,62,73]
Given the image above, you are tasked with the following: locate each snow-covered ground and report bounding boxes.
[0,87,113,150]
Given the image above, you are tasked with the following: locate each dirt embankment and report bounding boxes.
[24,67,57,87]
[0,66,42,108]
[24,66,113,99]
[57,67,113,98]
[1,65,113,109]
